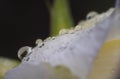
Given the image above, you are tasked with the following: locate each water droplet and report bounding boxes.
[44,37,56,42]
[17,46,32,60]
[59,29,69,35]
[35,39,43,46]
[86,11,98,19]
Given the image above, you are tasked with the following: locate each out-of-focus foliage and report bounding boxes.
[0,57,19,79]
[47,0,74,36]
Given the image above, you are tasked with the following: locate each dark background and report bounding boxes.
[0,0,114,59]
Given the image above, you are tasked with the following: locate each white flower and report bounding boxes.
[5,0,120,79]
